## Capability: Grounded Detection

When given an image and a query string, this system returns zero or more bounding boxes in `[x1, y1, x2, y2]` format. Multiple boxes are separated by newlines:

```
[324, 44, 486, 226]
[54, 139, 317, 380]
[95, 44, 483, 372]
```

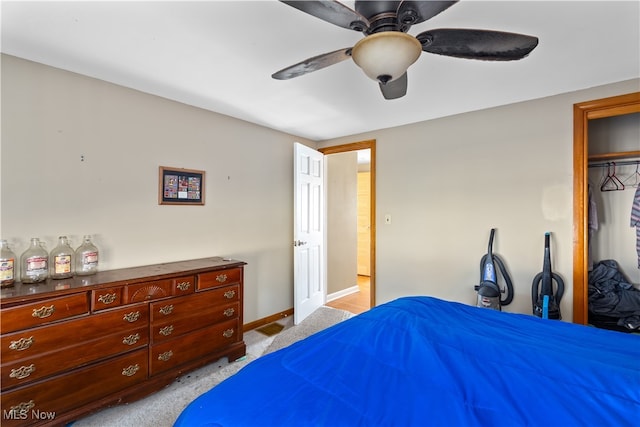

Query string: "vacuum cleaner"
[474, 228, 514, 310]
[532, 232, 564, 319]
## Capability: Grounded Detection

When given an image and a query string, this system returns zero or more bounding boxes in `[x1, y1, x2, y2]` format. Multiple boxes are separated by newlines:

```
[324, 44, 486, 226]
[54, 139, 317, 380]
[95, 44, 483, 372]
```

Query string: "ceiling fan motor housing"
[356, 0, 411, 34]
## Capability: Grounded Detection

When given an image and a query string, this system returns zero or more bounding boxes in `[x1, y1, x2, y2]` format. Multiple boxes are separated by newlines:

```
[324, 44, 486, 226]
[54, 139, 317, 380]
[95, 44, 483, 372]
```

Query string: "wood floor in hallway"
[325, 275, 370, 315]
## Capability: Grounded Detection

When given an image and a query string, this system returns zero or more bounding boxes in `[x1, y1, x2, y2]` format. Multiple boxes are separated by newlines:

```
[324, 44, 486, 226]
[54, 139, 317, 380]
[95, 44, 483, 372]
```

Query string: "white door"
[293, 143, 325, 324]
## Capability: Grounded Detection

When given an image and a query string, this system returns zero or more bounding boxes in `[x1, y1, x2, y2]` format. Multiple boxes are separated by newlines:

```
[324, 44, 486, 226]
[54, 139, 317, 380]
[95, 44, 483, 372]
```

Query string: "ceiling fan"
[272, 1, 539, 99]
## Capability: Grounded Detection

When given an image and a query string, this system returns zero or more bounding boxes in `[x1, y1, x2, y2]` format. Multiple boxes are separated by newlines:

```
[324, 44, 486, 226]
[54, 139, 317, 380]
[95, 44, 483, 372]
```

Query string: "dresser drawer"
[125, 279, 172, 303]
[1, 326, 148, 389]
[173, 275, 195, 296]
[1, 294, 89, 334]
[151, 302, 239, 343]
[197, 268, 242, 290]
[149, 319, 239, 376]
[150, 285, 239, 323]
[205, 283, 240, 306]
[0, 348, 148, 427]
[92, 288, 123, 311]
[1, 303, 148, 364]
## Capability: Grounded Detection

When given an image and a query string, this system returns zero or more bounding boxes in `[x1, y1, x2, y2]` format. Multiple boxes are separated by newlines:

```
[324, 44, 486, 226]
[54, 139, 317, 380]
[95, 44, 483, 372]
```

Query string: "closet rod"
[588, 159, 640, 168]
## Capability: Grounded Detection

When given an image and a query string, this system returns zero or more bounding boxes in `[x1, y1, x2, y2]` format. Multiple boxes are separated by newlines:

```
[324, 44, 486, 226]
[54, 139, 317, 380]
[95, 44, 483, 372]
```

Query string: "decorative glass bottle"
[20, 238, 49, 283]
[50, 235, 74, 279]
[0, 240, 17, 287]
[75, 235, 99, 276]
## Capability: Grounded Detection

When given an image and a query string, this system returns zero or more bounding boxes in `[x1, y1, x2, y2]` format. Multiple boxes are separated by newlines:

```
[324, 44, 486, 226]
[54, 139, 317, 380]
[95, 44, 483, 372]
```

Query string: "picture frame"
[158, 166, 205, 205]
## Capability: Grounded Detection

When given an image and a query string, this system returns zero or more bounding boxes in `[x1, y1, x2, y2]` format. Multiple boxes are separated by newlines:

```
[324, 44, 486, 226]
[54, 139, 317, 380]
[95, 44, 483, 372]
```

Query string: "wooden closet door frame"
[572, 92, 640, 324]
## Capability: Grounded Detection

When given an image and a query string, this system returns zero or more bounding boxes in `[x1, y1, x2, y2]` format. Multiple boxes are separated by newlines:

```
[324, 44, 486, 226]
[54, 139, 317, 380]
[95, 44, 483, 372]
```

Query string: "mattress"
[175, 296, 640, 426]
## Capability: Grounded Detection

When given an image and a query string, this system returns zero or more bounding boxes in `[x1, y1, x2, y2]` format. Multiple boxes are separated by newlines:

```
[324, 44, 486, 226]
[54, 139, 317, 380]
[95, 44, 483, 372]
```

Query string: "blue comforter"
[175, 297, 640, 426]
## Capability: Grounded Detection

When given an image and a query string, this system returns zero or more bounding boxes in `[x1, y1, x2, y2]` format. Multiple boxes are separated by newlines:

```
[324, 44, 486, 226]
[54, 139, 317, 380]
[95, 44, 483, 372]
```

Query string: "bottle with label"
[0, 240, 17, 287]
[75, 235, 99, 276]
[50, 235, 74, 279]
[20, 238, 49, 283]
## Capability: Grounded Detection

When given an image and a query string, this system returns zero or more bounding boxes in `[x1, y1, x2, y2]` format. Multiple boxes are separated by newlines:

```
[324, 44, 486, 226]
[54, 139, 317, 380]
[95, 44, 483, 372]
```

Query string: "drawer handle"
[123, 311, 141, 323]
[223, 308, 235, 317]
[222, 328, 234, 338]
[176, 281, 191, 291]
[159, 305, 174, 315]
[158, 350, 173, 362]
[9, 336, 35, 351]
[10, 364, 36, 380]
[122, 333, 140, 346]
[10, 400, 35, 415]
[223, 290, 236, 299]
[98, 293, 117, 305]
[122, 364, 140, 377]
[216, 274, 228, 283]
[159, 325, 174, 336]
[32, 305, 55, 319]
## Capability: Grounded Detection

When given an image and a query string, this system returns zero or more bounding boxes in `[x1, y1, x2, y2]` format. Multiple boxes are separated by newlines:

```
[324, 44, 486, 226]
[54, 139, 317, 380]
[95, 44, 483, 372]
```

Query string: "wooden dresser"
[0, 257, 246, 426]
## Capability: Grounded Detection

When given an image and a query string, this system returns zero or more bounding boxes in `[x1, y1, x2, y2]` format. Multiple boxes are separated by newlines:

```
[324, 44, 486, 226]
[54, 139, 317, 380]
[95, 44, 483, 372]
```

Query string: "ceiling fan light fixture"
[352, 32, 422, 84]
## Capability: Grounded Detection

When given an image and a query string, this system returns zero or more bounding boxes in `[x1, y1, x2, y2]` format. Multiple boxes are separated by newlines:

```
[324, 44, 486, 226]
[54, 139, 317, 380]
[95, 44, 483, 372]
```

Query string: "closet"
[573, 92, 640, 325]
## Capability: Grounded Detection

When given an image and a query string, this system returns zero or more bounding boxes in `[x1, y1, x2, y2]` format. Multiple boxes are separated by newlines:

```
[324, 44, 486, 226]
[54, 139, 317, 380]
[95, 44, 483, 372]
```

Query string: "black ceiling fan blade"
[379, 73, 408, 100]
[397, 1, 458, 27]
[272, 48, 352, 80]
[280, 1, 370, 32]
[417, 28, 539, 61]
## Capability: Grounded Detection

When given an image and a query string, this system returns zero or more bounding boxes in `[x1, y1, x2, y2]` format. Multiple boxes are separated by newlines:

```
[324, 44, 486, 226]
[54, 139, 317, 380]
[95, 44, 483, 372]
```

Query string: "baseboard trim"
[244, 286, 359, 331]
[244, 308, 294, 331]
[326, 285, 359, 302]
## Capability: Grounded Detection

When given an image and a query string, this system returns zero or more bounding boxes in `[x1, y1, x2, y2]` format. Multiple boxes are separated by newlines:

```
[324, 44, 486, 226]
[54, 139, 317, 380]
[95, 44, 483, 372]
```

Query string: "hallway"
[326, 275, 370, 315]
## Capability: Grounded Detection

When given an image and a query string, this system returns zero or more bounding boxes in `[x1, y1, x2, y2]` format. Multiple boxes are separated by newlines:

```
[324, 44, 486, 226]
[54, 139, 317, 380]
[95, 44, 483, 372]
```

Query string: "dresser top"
[0, 257, 246, 305]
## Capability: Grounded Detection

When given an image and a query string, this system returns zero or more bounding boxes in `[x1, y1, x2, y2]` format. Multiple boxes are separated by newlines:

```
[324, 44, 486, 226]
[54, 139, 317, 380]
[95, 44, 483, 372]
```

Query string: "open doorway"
[320, 140, 376, 313]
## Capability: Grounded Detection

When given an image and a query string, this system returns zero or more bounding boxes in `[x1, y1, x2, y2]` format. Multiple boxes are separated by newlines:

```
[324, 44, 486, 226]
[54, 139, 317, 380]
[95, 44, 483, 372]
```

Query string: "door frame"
[319, 139, 376, 308]
[572, 92, 640, 324]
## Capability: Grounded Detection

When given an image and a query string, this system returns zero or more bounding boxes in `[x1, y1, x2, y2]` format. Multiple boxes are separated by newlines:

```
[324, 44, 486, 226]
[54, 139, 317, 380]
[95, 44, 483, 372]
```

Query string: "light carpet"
[71, 306, 353, 427]
[264, 305, 353, 355]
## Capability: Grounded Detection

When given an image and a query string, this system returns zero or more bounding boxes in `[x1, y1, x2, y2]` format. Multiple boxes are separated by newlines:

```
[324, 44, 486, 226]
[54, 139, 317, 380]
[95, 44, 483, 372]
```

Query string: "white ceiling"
[2, 1, 639, 141]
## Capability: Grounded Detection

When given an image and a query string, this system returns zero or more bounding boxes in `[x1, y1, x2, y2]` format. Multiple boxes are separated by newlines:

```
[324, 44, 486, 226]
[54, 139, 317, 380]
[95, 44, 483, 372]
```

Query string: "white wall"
[0, 54, 316, 323]
[3, 54, 639, 324]
[321, 79, 640, 321]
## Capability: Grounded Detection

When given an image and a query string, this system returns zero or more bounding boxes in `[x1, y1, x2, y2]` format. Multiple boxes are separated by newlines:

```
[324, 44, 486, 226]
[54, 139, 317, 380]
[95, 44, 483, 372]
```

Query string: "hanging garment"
[588, 184, 599, 271]
[631, 185, 640, 268]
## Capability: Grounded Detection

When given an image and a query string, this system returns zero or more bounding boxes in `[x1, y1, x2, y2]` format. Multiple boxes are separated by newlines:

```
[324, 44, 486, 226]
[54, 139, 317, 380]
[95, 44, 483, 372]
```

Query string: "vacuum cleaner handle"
[483, 229, 497, 283]
[541, 233, 552, 295]
[540, 232, 564, 301]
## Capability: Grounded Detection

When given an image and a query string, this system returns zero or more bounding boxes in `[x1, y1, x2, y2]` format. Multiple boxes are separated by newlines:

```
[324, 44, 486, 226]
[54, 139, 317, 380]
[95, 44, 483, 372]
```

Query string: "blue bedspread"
[175, 296, 640, 426]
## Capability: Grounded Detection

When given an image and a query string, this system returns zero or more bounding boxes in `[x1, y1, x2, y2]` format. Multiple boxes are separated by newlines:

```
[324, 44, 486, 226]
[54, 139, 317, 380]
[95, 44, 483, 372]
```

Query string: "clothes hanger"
[621, 161, 640, 188]
[600, 162, 625, 192]
[599, 163, 614, 191]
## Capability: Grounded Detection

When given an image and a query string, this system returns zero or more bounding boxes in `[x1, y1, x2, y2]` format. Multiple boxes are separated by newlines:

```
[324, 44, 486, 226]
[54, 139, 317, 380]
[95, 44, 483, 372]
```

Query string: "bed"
[175, 296, 640, 426]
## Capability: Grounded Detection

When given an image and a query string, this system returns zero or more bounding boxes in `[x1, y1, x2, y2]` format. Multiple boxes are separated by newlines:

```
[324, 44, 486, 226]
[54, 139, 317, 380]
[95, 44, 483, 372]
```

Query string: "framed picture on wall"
[158, 166, 205, 205]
